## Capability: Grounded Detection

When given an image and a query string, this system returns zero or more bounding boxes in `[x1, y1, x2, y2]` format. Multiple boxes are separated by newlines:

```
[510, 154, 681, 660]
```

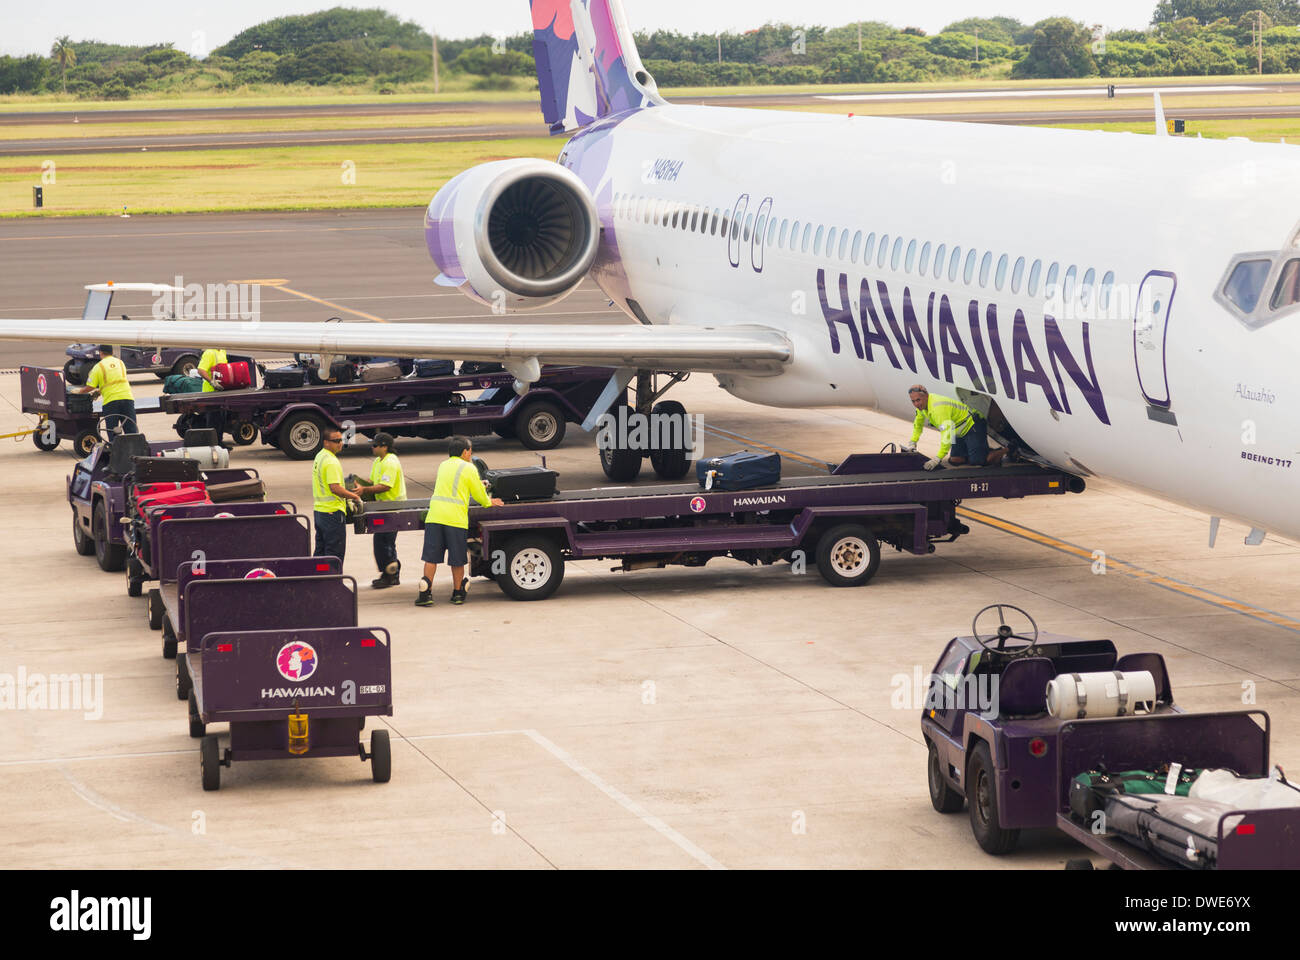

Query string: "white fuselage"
[561, 105, 1300, 540]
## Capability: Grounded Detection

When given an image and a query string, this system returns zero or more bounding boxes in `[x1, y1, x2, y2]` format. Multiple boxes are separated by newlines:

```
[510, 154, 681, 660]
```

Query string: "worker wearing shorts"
[82, 345, 138, 436]
[416, 436, 502, 607]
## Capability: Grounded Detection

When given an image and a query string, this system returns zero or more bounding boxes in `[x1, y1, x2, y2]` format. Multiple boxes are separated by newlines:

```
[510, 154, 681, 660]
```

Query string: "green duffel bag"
[1069, 766, 1200, 823]
[163, 374, 204, 394]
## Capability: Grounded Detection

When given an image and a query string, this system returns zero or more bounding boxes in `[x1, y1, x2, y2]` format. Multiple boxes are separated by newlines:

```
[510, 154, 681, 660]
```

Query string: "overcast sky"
[4, 1, 1158, 58]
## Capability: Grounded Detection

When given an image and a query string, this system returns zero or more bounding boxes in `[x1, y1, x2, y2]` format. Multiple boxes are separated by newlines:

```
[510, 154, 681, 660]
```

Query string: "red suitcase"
[136, 481, 211, 517]
[211, 361, 251, 390]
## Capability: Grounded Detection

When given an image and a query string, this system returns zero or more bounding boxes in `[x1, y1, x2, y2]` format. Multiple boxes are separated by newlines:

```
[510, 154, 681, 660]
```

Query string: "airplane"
[2, 0, 1299, 544]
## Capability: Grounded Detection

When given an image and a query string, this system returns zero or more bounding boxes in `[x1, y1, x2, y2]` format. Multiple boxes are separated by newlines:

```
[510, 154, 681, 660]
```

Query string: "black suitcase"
[460, 361, 504, 375]
[696, 451, 781, 491]
[183, 427, 221, 447]
[132, 456, 201, 483]
[68, 394, 93, 415]
[264, 366, 306, 389]
[414, 359, 456, 378]
[309, 360, 355, 385]
[485, 466, 558, 502]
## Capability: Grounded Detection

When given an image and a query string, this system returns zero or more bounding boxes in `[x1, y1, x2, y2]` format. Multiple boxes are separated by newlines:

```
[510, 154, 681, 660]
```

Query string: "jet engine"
[424, 158, 600, 311]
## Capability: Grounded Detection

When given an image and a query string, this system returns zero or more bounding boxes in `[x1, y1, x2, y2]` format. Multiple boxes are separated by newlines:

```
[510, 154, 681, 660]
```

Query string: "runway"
[1, 211, 1298, 870]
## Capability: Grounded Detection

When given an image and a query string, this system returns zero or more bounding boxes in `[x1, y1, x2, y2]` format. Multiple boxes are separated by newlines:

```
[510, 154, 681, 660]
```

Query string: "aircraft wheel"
[648, 400, 692, 480]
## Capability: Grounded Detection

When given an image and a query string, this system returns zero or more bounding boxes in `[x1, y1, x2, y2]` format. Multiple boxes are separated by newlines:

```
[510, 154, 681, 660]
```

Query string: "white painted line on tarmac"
[819, 85, 1262, 102]
[0, 747, 190, 767]
[403, 727, 725, 869]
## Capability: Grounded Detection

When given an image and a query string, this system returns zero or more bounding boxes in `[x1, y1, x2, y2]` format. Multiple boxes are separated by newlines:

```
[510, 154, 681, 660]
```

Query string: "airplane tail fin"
[530, 0, 665, 135]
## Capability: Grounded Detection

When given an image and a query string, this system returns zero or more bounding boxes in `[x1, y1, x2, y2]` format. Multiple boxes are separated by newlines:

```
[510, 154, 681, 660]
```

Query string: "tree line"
[4, 2, 1300, 98]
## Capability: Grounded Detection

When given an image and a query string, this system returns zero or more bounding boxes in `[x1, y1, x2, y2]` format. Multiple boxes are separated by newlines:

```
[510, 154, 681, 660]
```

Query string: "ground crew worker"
[196, 347, 227, 392]
[313, 427, 362, 562]
[906, 385, 1005, 470]
[416, 436, 503, 607]
[75, 344, 138, 436]
[353, 432, 406, 589]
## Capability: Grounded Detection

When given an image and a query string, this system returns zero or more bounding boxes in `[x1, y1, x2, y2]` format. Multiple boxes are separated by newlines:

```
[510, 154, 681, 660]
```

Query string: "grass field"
[0, 138, 560, 217]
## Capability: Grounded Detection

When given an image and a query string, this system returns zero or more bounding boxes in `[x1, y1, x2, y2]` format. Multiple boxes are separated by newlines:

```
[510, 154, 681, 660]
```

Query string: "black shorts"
[422, 523, 468, 566]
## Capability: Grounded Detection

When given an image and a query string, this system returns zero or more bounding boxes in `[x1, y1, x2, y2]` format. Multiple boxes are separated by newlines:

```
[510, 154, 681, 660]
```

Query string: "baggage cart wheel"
[33, 426, 58, 451]
[928, 741, 965, 813]
[162, 618, 178, 659]
[200, 735, 220, 791]
[92, 500, 126, 572]
[72, 512, 95, 556]
[517, 400, 566, 451]
[74, 428, 99, 460]
[647, 400, 692, 481]
[497, 535, 565, 601]
[279, 412, 325, 460]
[370, 729, 391, 783]
[231, 420, 258, 446]
[148, 589, 164, 630]
[968, 740, 1020, 855]
[188, 689, 205, 739]
[814, 523, 881, 588]
[176, 654, 191, 701]
[171, 354, 200, 379]
[125, 556, 144, 597]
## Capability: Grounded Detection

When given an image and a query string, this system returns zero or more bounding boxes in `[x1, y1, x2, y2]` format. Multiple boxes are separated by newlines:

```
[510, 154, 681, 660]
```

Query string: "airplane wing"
[0, 318, 792, 377]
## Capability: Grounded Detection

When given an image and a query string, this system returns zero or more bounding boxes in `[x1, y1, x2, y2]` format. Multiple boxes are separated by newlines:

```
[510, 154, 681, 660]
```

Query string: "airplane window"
[933, 244, 947, 280]
[889, 238, 902, 270]
[838, 230, 850, 260]
[863, 233, 876, 264]
[814, 225, 825, 256]
[721, 212, 731, 237]
[1270, 259, 1300, 310]
[949, 246, 962, 283]
[690, 208, 700, 231]
[657, 200, 668, 226]
[826, 227, 837, 256]
[877, 235, 890, 269]
[744, 214, 754, 242]
[754, 214, 767, 242]
[919, 242, 932, 275]
[733, 218, 742, 242]
[780, 219, 790, 247]
[964, 250, 977, 284]
[995, 254, 1008, 290]
[802, 223, 812, 253]
[1224, 259, 1271, 313]
[670, 205, 680, 229]
[1011, 256, 1025, 293]
[767, 218, 778, 246]
[979, 252, 993, 288]
[905, 239, 917, 272]
[851, 231, 863, 261]
[1081, 268, 1095, 307]
[1064, 265, 1078, 301]
[1045, 262, 1060, 298]
[1028, 260, 1042, 296]
[1099, 271, 1115, 310]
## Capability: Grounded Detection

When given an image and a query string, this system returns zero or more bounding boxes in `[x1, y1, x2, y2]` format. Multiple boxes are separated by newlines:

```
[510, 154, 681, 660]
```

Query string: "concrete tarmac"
[1, 212, 1298, 869]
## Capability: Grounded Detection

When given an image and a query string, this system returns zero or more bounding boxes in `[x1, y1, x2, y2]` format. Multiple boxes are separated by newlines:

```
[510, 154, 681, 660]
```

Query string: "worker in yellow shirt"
[352, 432, 407, 589]
[196, 348, 227, 393]
[906, 385, 1005, 470]
[76, 344, 138, 436]
[416, 436, 503, 607]
[313, 427, 362, 562]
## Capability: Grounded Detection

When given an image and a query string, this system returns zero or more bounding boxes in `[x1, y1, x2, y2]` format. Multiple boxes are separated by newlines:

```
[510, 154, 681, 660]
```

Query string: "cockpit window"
[1270, 259, 1300, 310]
[1224, 259, 1272, 313]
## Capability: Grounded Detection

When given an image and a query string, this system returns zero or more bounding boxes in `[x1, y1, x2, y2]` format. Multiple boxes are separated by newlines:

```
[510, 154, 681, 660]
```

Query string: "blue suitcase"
[696, 451, 781, 491]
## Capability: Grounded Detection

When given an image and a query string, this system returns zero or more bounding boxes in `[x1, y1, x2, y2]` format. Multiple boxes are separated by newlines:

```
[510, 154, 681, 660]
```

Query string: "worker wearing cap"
[313, 427, 362, 562]
[906, 385, 1004, 470]
[416, 436, 503, 607]
[353, 432, 406, 589]
[77, 344, 138, 436]
[197, 347, 227, 393]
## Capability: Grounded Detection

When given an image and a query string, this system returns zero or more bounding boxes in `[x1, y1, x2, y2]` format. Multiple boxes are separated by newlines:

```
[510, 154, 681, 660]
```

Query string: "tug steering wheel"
[972, 604, 1040, 659]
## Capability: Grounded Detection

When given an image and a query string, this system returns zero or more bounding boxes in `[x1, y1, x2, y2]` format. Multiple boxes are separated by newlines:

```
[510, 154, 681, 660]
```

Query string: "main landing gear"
[597, 371, 696, 483]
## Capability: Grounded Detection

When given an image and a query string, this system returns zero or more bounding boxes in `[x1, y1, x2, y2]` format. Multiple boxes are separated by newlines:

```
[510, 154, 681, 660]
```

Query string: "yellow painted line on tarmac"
[0, 225, 402, 242]
[233, 279, 389, 324]
[957, 506, 1300, 635]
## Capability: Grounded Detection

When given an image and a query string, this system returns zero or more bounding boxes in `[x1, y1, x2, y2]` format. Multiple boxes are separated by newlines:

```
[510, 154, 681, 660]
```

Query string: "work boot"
[415, 578, 434, 607]
[371, 571, 400, 590]
[450, 584, 467, 605]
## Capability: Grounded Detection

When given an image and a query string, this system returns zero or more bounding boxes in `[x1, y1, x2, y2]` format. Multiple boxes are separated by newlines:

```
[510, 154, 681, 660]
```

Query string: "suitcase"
[309, 360, 356, 385]
[414, 359, 456, 378]
[696, 451, 781, 491]
[211, 361, 251, 390]
[1103, 794, 1224, 870]
[358, 361, 402, 383]
[460, 361, 504, 375]
[182, 428, 221, 448]
[485, 466, 558, 502]
[1069, 767, 1199, 823]
[206, 477, 266, 503]
[264, 366, 306, 389]
[135, 481, 211, 517]
[132, 456, 201, 483]
[163, 374, 204, 394]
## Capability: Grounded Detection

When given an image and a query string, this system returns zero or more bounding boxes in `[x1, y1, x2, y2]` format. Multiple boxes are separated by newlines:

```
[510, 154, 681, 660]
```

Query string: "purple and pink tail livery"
[531, 0, 662, 135]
